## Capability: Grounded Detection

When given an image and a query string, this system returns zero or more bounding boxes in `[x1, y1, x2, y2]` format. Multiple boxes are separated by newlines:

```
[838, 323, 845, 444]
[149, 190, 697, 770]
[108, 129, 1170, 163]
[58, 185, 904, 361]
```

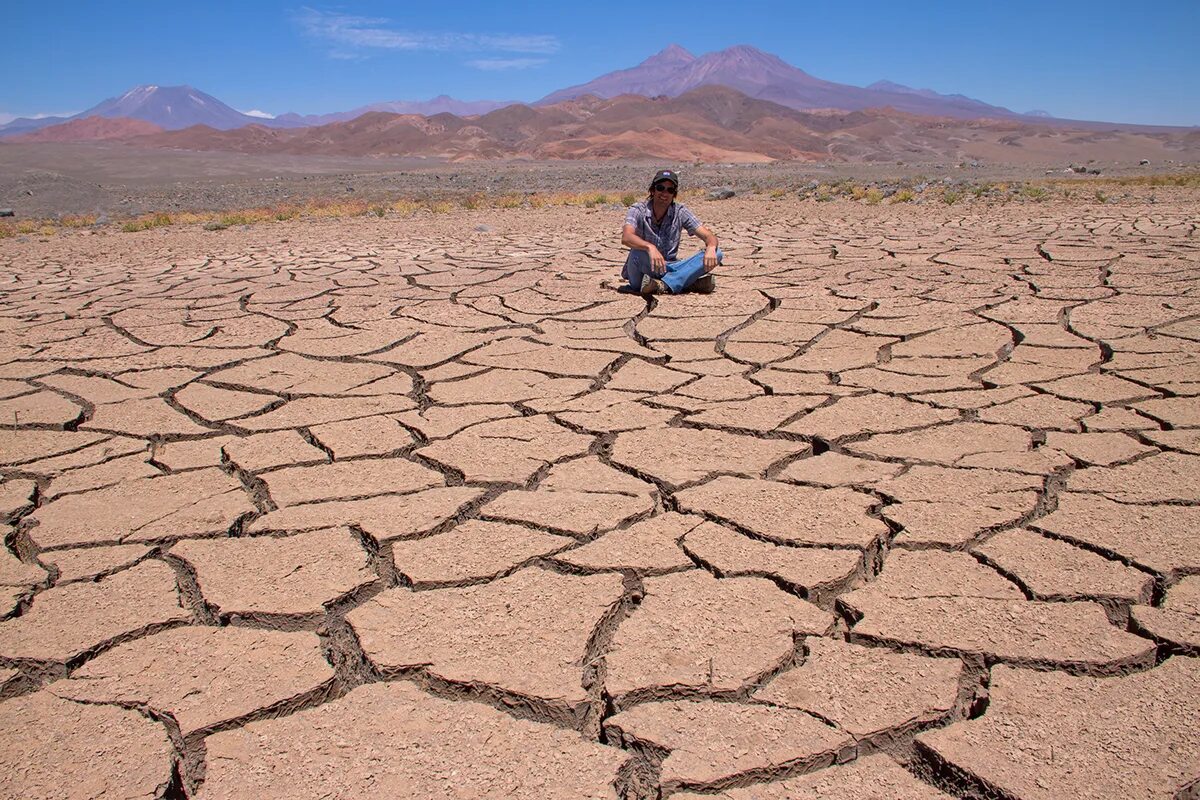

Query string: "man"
[621, 169, 722, 295]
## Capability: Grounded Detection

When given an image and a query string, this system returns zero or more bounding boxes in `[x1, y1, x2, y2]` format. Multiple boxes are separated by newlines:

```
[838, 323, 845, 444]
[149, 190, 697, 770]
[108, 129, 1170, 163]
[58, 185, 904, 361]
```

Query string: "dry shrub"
[390, 199, 422, 215]
[891, 190, 915, 203]
[121, 213, 172, 232]
[1106, 172, 1200, 187]
[306, 198, 369, 218]
[494, 193, 524, 209]
[172, 211, 210, 225]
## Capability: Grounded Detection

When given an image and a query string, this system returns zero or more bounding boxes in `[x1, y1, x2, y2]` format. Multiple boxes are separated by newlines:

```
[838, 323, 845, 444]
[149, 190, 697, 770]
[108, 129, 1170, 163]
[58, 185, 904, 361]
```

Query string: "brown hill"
[15, 115, 164, 142]
[128, 86, 1200, 165]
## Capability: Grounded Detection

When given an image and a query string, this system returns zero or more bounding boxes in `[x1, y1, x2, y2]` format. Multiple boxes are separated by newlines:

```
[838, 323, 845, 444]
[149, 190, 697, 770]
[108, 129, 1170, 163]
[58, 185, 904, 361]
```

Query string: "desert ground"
[0, 185, 1198, 799]
[2, 140, 1196, 219]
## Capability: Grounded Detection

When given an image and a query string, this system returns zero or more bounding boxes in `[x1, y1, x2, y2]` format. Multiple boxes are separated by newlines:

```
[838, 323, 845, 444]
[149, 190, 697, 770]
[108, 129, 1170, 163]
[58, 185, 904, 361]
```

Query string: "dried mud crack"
[1, 194, 1199, 799]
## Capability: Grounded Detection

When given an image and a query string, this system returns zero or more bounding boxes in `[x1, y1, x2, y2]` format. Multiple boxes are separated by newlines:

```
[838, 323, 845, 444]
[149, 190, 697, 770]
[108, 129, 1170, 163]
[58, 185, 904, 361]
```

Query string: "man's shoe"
[640, 274, 668, 295]
[691, 274, 716, 293]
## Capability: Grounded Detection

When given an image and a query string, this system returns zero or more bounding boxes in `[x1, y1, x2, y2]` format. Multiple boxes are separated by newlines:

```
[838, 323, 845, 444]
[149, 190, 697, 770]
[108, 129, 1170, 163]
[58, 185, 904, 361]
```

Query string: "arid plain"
[0, 184, 1198, 799]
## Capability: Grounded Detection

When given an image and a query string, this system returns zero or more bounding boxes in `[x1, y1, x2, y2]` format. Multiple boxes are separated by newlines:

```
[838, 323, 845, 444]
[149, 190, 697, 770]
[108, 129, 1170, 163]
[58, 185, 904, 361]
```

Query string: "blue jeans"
[624, 248, 724, 293]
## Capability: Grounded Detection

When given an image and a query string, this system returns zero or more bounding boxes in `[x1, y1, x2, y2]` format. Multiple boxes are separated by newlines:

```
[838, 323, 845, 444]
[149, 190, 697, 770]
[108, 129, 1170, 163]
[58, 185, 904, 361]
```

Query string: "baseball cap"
[650, 169, 679, 188]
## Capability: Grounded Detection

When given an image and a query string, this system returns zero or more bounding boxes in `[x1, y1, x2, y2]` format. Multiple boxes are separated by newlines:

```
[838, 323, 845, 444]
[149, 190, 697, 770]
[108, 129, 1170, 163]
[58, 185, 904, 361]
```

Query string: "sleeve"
[679, 205, 701, 235]
[623, 204, 641, 228]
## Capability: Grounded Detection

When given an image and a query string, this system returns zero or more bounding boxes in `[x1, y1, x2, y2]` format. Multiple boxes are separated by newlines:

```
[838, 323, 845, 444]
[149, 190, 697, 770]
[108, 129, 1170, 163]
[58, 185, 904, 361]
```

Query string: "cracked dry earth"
[0, 195, 1198, 800]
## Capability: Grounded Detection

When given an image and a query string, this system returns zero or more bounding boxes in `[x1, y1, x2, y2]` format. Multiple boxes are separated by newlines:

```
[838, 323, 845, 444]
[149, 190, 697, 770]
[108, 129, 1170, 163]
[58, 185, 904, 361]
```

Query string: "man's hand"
[703, 245, 718, 272]
[649, 245, 666, 275]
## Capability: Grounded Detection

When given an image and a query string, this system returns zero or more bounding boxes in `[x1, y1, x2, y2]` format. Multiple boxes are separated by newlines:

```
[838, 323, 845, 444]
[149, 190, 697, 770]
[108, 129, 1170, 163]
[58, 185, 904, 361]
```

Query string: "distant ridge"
[539, 44, 1022, 120]
[120, 84, 1200, 165]
[0, 87, 516, 138]
[274, 96, 518, 127]
[12, 116, 164, 142]
[0, 85, 309, 138]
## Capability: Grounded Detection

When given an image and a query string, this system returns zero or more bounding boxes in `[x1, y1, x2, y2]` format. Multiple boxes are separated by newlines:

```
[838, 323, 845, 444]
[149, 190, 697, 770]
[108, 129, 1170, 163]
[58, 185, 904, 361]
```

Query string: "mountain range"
[4, 44, 1195, 164]
[538, 45, 1019, 120]
[2, 44, 1053, 140]
[30, 85, 1191, 166]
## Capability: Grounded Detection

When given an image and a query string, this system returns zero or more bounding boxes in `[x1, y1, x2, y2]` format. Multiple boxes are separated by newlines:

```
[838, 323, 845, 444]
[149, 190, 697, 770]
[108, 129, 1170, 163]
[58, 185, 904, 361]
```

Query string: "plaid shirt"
[623, 201, 701, 261]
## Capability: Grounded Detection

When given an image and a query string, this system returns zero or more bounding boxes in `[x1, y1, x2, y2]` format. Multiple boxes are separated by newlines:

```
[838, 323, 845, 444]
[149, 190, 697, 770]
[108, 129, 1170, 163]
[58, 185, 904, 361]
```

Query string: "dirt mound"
[14, 115, 164, 142]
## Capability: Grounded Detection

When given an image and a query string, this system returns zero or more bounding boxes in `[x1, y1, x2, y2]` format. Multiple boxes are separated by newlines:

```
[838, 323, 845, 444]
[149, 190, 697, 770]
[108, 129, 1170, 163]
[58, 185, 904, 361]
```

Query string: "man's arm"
[622, 223, 667, 274]
[693, 225, 719, 271]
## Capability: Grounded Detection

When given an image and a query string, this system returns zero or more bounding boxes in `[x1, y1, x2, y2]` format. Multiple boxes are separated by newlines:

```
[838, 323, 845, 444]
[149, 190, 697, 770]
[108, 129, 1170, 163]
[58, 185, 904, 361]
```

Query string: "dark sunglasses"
[652, 183, 677, 194]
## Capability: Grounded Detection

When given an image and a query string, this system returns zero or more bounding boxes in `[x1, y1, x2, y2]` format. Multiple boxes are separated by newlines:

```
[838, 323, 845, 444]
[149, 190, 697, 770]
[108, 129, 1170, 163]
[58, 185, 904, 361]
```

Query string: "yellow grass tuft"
[494, 193, 524, 209]
[121, 212, 173, 232]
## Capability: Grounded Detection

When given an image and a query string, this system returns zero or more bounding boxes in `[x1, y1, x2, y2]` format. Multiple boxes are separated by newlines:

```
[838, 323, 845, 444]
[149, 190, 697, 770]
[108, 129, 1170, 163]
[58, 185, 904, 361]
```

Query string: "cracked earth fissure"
[2, 198, 1198, 799]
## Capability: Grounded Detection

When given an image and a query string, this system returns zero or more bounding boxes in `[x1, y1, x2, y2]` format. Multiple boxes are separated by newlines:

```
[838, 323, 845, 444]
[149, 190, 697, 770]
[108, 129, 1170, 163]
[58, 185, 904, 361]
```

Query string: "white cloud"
[466, 58, 547, 71]
[295, 8, 559, 56]
[240, 109, 276, 119]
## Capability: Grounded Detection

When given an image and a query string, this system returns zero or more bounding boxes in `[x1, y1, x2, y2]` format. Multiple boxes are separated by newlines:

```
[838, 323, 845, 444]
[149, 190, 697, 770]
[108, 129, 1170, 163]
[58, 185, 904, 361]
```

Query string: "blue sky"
[2, 0, 1197, 125]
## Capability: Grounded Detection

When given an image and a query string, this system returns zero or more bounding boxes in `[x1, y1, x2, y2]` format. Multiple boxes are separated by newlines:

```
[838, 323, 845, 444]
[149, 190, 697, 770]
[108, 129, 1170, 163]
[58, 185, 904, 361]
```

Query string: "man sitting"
[621, 169, 722, 295]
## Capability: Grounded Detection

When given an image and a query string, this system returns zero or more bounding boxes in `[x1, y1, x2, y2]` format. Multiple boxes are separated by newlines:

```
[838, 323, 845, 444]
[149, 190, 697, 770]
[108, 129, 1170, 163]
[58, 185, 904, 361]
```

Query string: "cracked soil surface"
[0, 193, 1198, 799]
